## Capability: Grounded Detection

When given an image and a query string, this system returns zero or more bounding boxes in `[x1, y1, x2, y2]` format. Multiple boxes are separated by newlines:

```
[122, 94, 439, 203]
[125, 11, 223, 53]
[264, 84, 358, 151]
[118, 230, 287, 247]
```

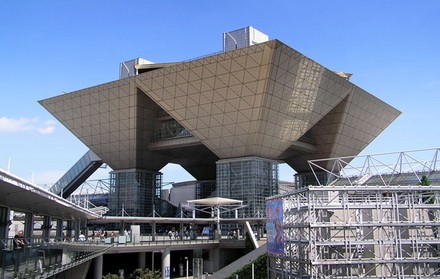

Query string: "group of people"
[168, 230, 180, 239]
[227, 230, 238, 239]
[167, 228, 192, 240]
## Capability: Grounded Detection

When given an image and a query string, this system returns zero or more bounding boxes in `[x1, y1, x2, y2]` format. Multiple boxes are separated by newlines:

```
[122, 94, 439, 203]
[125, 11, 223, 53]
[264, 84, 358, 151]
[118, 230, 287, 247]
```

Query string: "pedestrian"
[12, 230, 26, 274]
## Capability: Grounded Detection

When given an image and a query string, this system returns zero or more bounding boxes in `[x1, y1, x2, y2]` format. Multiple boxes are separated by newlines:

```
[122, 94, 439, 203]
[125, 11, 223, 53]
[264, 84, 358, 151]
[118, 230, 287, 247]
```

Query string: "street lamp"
[184, 257, 188, 279]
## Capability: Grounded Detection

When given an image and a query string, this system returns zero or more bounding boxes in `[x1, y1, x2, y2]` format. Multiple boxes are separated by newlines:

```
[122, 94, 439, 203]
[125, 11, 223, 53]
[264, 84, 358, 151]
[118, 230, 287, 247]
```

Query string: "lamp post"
[184, 257, 188, 279]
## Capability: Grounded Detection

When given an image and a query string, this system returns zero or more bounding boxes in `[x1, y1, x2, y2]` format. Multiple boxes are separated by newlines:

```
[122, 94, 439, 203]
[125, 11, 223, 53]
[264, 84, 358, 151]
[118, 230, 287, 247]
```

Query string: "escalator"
[49, 150, 103, 198]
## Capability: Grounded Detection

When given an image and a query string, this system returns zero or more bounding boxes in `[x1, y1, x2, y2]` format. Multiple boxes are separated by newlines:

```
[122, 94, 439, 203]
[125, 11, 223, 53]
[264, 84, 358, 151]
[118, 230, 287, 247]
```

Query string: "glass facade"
[294, 171, 333, 189]
[108, 170, 162, 217]
[216, 157, 278, 217]
[154, 119, 191, 141]
[195, 181, 216, 200]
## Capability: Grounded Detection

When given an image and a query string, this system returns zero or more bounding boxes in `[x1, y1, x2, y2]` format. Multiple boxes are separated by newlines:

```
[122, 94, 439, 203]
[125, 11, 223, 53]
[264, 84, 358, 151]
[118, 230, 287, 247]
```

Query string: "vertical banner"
[266, 199, 284, 254]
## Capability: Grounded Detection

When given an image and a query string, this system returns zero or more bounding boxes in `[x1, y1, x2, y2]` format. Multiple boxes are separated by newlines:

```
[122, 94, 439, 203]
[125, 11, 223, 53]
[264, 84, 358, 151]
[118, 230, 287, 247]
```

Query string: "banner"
[266, 199, 284, 254]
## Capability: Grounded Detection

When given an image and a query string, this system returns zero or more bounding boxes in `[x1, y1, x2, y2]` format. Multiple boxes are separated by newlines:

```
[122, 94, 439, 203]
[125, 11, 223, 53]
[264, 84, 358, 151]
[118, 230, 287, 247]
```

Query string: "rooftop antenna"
[7, 157, 11, 172]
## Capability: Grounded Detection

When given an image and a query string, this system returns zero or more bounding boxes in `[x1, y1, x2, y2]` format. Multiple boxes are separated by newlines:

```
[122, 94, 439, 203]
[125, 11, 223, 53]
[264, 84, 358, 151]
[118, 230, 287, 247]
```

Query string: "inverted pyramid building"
[40, 35, 400, 217]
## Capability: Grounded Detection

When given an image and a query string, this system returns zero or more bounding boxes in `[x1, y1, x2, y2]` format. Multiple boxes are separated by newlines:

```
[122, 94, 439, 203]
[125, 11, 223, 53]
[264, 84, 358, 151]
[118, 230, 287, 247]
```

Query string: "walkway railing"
[0, 237, 109, 279]
[73, 232, 246, 248]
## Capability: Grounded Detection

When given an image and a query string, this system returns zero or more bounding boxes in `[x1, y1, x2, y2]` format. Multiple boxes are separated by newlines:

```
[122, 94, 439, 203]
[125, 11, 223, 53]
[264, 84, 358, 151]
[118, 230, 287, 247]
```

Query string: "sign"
[266, 199, 284, 254]
[164, 266, 170, 278]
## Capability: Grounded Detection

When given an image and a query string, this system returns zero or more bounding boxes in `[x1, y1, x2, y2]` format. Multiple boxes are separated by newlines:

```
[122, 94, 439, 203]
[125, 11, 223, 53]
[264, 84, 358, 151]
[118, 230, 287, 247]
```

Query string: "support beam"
[138, 252, 146, 269]
[93, 255, 103, 279]
[66, 220, 73, 241]
[162, 247, 170, 279]
[24, 212, 34, 238]
[0, 207, 10, 238]
[42, 216, 51, 241]
[73, 220, 80, 241]
[56, 219, 63, 241]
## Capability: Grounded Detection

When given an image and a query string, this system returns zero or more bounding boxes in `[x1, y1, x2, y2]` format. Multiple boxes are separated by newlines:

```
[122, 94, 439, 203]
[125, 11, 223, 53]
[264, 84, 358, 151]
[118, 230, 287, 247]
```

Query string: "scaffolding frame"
[308, 148, 440, 187]
[268, 185, 440, 278]
[268, 148, 440, 278]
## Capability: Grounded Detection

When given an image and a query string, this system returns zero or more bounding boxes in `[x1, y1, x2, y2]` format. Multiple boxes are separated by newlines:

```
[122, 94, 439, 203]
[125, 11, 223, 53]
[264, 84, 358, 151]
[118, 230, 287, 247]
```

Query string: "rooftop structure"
[39, 27, 400, 219]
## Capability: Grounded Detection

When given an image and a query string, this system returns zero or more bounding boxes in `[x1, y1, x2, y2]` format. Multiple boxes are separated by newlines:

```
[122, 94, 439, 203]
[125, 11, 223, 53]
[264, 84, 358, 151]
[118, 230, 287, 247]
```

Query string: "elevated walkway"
[0, 237, 110, 279]
[49, 150, 103, 198]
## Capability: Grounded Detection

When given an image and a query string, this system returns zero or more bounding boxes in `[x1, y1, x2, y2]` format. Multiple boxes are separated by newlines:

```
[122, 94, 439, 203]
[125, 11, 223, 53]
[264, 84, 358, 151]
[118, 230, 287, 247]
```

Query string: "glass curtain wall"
[217, 157, 278, 218]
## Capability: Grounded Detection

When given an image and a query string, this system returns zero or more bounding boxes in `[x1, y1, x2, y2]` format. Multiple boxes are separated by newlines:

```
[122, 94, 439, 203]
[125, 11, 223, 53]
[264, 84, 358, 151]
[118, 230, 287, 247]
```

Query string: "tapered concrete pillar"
[138, 252, 146, 269]
[162, 247, 170, 279]
[0, 207, 10, 239]
[93, 255, 103, 279]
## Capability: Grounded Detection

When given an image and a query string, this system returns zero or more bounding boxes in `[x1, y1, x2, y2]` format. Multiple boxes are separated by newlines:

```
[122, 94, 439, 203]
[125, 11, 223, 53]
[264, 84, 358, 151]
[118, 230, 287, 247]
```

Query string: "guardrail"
[0, 237, 108, 279]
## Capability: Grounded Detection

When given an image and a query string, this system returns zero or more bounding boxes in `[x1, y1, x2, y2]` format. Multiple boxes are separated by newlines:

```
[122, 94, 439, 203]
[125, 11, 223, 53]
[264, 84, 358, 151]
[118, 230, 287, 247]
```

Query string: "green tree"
[102, 273, 120, 279]
[102, 268, 160, 279]
[226, 254, 267, 279]
[130, 268, 161, 279]
[245, 232, 255, 253]
[420, 175, 431, 186]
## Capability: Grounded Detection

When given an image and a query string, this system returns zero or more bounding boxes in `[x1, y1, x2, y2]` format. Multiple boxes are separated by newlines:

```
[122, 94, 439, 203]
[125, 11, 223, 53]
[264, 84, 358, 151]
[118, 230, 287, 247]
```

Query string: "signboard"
[266, 199, 284, 254]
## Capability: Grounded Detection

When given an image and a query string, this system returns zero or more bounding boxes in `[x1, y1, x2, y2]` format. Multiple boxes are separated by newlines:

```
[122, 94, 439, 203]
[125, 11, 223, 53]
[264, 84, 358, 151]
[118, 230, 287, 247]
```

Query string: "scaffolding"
[268, 148, 440, 278]
[268, 186, 440, 278]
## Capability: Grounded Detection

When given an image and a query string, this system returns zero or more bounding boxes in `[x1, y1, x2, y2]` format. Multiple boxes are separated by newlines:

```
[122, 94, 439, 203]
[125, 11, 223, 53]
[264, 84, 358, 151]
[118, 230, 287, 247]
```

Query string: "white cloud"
[38, 126, 55, 134]
[0, 117, 56, 134]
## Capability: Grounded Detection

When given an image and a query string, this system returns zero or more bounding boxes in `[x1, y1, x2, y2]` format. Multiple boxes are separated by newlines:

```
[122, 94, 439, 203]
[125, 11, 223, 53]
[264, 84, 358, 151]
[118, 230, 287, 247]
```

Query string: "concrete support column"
[93, 255, 103, 279]
[212, 248, 220, 272]
[138, 252, 146, 269]
[0, 207, 11, 239]
[66, 220, 73, 241]
[73, 220, 80, 240]
[56, 219, 63, 241]
[120, 221, 125, 235]
[80, 220, 88, 240]
[161, 247, 170, 279]
[42, 216, 52, 240]
[24, 212, 34, 239]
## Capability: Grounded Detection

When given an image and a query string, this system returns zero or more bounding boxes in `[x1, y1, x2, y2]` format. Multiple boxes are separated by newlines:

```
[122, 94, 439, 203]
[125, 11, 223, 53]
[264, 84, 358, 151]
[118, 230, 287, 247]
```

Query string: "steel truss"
[308, 148, 440, 186]
[267, 185, 440, 278]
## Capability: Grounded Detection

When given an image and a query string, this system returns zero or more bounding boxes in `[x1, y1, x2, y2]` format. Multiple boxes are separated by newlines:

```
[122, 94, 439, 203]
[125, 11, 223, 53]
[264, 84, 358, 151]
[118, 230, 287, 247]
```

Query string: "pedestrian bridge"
[0, 234, 248, 278]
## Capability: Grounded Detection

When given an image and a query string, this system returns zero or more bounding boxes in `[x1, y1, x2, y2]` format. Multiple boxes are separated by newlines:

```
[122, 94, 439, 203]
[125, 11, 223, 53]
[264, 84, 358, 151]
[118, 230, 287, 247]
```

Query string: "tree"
[226, 254, 267, 279]
[102, 268, 160, 279]
[130, 268, 161, 279]
[103, 273, 120, 279]
[420, 175, 431, 186]
[245, 232, 255, 253]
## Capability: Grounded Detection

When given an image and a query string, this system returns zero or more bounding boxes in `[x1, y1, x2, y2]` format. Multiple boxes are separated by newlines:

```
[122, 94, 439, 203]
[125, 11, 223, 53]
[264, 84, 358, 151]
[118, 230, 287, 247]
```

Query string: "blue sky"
[1, 1, 439, 187]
